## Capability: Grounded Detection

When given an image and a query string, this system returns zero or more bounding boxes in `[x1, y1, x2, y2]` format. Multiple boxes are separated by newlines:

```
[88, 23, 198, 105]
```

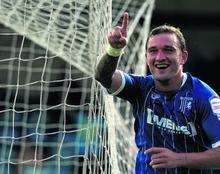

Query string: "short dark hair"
[146, 25, 186, 51]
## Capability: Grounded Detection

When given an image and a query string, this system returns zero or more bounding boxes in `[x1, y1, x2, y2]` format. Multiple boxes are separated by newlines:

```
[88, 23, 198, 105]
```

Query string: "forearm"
[183, 147, 220, 169]
[95, 12, 128, 89]
[94, 53, 120, 88]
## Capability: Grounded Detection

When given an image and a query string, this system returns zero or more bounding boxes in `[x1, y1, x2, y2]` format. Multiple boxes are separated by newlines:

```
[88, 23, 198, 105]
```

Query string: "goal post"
[0, 0, 155, 173]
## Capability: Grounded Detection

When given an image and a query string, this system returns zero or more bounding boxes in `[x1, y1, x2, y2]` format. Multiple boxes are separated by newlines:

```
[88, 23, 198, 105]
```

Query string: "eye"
[148, 48, 158, 54]
[163, 47, 175, 53]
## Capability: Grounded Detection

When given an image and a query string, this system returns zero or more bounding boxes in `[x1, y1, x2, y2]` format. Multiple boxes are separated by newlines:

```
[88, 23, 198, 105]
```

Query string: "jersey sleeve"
[196, 81, 220, 148]
[110, 71, 149, 103]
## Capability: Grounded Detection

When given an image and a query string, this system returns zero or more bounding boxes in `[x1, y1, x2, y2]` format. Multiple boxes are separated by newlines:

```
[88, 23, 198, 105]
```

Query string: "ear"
[181, 50, 188, 65]
[145, 52, 150, 66]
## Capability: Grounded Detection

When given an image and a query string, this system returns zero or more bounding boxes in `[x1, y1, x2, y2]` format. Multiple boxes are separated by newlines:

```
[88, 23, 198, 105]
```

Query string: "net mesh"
[0, 0, 155, 173]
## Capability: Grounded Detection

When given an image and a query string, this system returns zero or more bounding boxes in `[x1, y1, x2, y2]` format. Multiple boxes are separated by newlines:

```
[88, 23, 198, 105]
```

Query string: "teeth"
[156, 64, 168, 68]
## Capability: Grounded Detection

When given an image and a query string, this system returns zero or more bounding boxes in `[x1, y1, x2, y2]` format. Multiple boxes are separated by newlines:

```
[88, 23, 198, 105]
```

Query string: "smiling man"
[95, 12, 220, 174]
[146, 29, 188, 92]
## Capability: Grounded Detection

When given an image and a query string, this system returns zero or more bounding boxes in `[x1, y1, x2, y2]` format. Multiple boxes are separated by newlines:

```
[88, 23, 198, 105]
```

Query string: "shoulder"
[113, 72, 154, 101]
[187, 73, 219, 115]
[189, 73, 218, 100]
[122, 72, 154, 87]
[188, 74, 220, 126]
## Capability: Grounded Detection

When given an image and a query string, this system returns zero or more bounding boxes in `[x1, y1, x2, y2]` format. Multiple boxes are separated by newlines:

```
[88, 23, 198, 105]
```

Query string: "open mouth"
[155, 63, 169, 69]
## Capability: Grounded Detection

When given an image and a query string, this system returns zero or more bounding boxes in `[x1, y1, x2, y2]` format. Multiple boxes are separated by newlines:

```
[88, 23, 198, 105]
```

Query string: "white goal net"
[0, 0, 155, 173]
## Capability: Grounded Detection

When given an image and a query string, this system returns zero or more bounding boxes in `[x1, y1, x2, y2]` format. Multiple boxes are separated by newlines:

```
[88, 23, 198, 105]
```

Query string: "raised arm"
[95, 12, 129, 92]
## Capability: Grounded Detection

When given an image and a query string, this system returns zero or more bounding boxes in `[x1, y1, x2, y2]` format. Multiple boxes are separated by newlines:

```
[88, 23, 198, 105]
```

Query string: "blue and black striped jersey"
[114, 72, 220, 174]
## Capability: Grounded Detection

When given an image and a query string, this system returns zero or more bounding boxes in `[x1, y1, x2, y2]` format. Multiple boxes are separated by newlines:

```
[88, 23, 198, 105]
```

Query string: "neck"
[155, 72, 184, 92]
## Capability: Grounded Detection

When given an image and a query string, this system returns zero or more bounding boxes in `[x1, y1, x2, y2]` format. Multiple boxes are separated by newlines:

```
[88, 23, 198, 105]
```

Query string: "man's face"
[146, 33, 187, 82]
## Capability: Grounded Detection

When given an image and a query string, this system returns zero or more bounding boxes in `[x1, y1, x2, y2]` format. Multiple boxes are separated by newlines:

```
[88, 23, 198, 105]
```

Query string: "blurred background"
[151, 0, 220, 94]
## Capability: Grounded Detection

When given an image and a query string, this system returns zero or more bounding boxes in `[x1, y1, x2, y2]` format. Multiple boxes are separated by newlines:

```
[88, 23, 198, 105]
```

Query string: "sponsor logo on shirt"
[146, 108, 197, 136]
[210, 96, 220, 120]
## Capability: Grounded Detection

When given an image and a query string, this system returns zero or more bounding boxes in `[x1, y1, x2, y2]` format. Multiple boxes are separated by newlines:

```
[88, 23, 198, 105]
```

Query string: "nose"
[155, 50, 166, 61]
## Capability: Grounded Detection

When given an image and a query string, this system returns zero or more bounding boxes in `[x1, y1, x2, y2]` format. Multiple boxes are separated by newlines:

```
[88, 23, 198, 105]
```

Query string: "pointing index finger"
[121, 12, 129, 37]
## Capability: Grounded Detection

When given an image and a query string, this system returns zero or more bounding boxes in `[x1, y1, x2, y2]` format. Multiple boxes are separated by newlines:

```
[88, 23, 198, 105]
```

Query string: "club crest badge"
[179, 97, 193, 113]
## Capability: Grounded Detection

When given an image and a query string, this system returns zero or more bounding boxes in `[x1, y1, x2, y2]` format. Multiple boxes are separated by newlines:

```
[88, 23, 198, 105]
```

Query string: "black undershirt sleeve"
[94, 54, 120, 89]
